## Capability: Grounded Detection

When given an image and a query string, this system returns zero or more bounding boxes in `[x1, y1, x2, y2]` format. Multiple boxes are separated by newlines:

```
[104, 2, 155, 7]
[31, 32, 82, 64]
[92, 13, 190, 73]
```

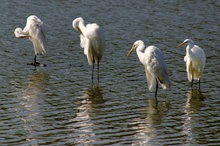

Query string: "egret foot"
[27, 62, 40, 66]
[27, 62, 47, 67]
[42, 63, 47, 67]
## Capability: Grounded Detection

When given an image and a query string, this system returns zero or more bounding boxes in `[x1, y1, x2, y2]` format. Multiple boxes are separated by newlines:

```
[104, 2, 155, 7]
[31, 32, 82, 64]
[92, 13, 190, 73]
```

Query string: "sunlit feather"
[178, 39, 206, 85]
[127, 40, 171, 97]
[14, 15, 47, 66]
[72, 17, 106, 81]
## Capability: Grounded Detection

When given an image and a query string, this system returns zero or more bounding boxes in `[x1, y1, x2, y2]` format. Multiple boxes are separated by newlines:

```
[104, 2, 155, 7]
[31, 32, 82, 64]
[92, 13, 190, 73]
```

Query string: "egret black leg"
[33, 55, 40, 66]
[199, 79, 201, 90]
[97, 59, 100, 83]
[34, 55, 37, 64]
[28, 55, 38, 66]
[92, 57, 95, 83]
[27, 55, 46, 67]
[155, 79, 158, 98]
[155, 79, 158, 97]
[190, 62, 194, 87]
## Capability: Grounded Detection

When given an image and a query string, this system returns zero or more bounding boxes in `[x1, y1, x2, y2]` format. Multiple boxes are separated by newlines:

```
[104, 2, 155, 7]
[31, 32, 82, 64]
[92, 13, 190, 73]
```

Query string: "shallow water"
[0, 0, 220, 145]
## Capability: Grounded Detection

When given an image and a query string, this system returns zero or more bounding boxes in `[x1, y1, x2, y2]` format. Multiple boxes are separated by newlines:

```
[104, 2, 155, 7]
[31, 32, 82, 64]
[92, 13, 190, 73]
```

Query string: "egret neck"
[186, 42, 195, 59]
[136, 42, 146, 65]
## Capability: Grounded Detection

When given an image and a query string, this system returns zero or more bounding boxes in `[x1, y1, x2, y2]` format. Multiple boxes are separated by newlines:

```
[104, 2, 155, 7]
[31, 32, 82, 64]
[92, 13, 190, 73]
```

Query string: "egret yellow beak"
[127, 46, 135, 56]
[20, 35, 31, 38]
[178, 42, 185, 48]
[77, 27, 83, 35]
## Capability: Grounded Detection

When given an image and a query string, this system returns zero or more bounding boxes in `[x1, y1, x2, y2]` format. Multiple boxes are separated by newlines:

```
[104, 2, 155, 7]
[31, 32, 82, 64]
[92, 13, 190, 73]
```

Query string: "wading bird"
[178, 39, 206, 87]
[72, 17, 105, 82]
[14, 15, 47, 66]
[127, 40, 171, 98]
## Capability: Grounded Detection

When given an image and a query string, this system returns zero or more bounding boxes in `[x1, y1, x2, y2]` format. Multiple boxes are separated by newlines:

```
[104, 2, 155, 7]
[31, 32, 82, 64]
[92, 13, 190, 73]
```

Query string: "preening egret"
[127, 40, 171, 98]
[178, 39, 206, 86]
[72, 17, 106, 82]
[14, 15, 47, 66]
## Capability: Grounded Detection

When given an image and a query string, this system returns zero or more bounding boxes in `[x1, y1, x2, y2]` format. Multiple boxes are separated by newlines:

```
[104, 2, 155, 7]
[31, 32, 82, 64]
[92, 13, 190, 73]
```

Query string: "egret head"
[27, 15, 38, 22]
[178, 39, 194, 48]
[72, 17, 84, 34]
[127, 40, 143, 56]
[127, 44, 137, 56]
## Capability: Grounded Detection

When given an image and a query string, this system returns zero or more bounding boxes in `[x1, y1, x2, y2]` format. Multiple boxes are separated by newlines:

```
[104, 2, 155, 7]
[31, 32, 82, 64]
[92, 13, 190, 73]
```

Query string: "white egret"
[14, 15, 47, 66]
[127, 40, 171, 98]
[72, 17, 106, 82]
[178, 39, 206, 86]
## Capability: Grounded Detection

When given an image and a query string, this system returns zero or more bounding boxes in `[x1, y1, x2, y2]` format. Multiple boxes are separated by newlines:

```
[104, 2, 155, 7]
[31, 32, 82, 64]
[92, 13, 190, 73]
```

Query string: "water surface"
[0, 0, 220, 145]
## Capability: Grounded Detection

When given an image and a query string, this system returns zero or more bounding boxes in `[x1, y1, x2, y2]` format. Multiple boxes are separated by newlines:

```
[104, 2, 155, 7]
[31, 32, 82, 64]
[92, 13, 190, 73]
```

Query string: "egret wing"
[146, 46, 171, 89]
[144, 66, 156, 92]
[191, 45, 206, 80]
[14, 28, 29, 38]
[192, 45, 206, 68]
[84, 23, 105, 64]
[29, 20, 46, 55]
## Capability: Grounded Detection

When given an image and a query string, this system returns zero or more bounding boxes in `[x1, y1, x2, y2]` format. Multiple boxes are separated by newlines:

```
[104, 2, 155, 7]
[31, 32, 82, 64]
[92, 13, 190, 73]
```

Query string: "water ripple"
[0, 0, 220, 145]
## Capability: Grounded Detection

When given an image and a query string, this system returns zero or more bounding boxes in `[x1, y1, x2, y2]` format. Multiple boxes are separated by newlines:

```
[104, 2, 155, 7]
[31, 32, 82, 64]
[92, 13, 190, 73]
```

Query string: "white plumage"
[127, 40, 171, 97]
[178, 39, 206, 85]
[72, 17, 106, 81]
[14, 15, 47, 66]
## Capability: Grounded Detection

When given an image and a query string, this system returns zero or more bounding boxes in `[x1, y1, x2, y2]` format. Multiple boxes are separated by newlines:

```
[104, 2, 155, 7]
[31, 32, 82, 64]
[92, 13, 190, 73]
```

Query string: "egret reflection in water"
[132, 99, 170, 145]
[182, 89, 205, 144]
[67, 85, 104, 145]
[13, 70, 48, 144]
[85, 85, 105, 104]
[14, 70, 49, 108]
[185, 89, 204, 113]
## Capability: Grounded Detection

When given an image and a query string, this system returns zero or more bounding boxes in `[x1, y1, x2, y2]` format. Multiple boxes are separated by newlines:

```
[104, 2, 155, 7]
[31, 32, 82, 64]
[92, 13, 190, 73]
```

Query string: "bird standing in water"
[127, 40, 171, 98]
[14, 15, 47, 67]
[178, 39, 206, 87]
[72, 17, 106, 82]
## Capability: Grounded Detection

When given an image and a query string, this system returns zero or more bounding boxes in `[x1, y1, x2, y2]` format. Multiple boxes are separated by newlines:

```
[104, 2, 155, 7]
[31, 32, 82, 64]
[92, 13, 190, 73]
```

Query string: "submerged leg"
[91, 57, 95, 83]
[34, 55, 37, 64]
[154, 79, 158, 105]
[155, 79, 158, 99]
[190, 61, 193, 87]
[27, 55, 46, 67]
[97, 58, 100, 83]
[33, 55, 40, 66]
[27, 55, 38, 66]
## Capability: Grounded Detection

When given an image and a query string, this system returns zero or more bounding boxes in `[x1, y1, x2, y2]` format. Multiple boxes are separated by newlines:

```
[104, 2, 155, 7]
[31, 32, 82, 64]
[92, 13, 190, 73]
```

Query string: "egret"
[14, 15, 47, 66]
[127, 40, 171, 98]
[178, 39, 206, 86]
[72, 17, 106, 82]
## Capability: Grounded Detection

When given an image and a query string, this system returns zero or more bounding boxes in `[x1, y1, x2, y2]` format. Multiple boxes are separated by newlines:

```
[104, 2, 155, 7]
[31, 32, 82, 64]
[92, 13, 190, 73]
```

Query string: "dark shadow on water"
[181, 88, 205, 144]
[14, 70, 49, 103]
[85, 85, 105, 105]
[145, 98, 170, 125]
[132, 98, 170, 145]
[67, 85, 105, 144]
[13, 70, 49, 145]
[185, 88, 205, 113]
